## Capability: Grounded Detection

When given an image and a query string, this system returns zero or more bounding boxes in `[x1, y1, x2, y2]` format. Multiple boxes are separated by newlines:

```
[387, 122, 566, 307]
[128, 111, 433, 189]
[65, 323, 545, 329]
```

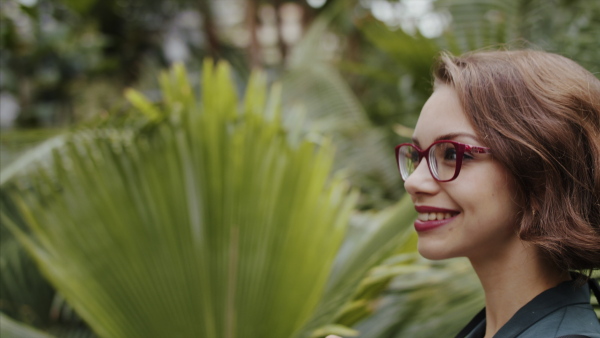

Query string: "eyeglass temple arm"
[464, 145, 492, 154]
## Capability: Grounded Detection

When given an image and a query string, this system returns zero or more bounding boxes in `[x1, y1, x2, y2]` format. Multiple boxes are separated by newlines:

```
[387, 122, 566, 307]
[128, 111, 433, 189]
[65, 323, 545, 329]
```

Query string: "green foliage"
[434, 0, 600, 74]
[0, 313, 54, 338]
[297, 194, 418, 336]
[4, 1, 599, 337]
[0, 232, 54, 327]
[0, 129, 65, 170]
[1, 60, 363, 338]
[343, 0, 600, 143]
[0, 0, 181, 127]
[353, 17, 439, 129]
[0, 0, 112, 126]
[282, 15, 405, 209]
[353, 257, 483, 338]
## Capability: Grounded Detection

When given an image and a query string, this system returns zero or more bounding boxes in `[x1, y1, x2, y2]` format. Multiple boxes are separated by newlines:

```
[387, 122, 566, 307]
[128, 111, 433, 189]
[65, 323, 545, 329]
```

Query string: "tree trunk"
[246, 0, 261, 68]
[272, 0, 287, 64]
[198, 0, 221, 59]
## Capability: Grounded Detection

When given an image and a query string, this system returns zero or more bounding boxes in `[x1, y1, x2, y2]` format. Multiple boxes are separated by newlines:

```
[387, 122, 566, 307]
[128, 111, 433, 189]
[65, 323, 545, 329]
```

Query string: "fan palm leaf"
[1, 60, 360, 338]
[296, 194, 417, 337]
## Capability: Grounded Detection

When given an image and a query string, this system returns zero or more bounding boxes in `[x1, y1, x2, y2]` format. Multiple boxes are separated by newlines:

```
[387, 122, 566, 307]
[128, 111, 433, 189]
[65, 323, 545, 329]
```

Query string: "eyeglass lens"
[398, 142, 458, 181]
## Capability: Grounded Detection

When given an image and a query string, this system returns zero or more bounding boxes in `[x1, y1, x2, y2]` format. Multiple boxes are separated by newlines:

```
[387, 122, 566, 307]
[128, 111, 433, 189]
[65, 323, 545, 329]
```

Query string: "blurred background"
[3, 0, 599, 175]
[1, 0, 599, 337]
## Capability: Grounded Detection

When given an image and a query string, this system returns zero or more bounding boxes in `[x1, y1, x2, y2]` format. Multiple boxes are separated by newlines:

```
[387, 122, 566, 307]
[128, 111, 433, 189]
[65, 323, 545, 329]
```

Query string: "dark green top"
[456, 279, 600, 338]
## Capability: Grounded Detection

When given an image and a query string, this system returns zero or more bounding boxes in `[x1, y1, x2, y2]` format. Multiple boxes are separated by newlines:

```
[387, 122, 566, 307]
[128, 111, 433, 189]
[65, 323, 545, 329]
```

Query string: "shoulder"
[457, 279, 600, 338]
[516, 303, 600, 338]
[493, 278, 600, 338]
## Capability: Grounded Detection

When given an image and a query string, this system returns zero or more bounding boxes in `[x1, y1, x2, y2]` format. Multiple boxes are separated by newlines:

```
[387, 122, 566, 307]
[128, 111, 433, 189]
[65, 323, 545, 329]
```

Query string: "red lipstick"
[414, 205, 460, 232]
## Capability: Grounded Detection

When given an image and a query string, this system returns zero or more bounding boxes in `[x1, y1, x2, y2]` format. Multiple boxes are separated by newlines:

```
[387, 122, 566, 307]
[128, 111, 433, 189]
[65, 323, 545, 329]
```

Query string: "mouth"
[413, 205, 460, 232]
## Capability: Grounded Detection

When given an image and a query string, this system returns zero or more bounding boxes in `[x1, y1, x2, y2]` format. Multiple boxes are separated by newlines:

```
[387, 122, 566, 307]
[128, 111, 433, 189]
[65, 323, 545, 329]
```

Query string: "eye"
[443, 147, 457, 161]
[410, 151, 421, 163]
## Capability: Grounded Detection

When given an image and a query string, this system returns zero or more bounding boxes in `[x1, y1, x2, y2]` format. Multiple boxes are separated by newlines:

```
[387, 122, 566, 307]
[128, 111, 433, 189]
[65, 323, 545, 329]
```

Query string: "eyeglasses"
[395, 140, 492, 182]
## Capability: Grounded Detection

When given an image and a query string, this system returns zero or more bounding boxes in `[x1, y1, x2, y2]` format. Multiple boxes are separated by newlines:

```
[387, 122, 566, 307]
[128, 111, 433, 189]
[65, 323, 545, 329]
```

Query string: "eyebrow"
[412, 132, 481, 147]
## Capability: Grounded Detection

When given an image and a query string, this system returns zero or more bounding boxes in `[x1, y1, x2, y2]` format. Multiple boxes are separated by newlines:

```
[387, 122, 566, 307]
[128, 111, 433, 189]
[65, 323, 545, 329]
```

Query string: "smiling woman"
[397, 50, 600, 338]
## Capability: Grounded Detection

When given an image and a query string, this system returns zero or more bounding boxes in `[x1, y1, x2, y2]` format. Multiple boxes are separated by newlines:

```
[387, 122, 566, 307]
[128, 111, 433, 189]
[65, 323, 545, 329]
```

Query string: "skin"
[404, 84, 569, 337]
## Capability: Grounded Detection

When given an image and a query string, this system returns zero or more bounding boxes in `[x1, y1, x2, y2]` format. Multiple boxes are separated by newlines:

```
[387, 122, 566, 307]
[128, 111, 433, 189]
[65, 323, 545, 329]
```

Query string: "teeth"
[418, 212, 456, 221]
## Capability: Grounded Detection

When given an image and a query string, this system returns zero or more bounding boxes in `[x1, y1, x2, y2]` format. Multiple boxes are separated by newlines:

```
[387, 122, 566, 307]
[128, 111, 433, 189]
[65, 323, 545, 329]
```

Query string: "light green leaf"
[1, 61, 359, 338]
[0, 313, 55, 338]
[124, 88, 162, 122]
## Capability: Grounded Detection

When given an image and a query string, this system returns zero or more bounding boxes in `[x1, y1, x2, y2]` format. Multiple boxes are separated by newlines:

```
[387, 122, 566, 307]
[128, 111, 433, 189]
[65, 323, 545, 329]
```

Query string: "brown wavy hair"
[433, 49, 600, 276]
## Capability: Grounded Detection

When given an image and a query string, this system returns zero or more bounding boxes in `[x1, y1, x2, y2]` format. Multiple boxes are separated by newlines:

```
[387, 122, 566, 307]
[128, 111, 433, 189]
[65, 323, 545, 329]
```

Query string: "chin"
[417, 241, 458, 260]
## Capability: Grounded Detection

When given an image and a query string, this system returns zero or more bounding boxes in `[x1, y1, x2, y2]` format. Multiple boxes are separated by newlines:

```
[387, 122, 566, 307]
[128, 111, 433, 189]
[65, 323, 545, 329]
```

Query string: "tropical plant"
[352, 257, 483, 338]
[0, 58, 425, 337]
[1, 313, 54, 338]
[7, 1, 598, 336]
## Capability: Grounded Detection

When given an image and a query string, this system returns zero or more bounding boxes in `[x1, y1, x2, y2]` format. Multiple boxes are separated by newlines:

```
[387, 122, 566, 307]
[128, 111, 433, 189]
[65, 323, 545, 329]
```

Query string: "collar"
[456, 278, 593, 338]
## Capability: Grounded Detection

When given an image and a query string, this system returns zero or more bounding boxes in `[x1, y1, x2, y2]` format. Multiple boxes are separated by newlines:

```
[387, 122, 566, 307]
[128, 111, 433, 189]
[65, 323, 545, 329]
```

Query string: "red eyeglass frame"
[394, 140, 492, 182]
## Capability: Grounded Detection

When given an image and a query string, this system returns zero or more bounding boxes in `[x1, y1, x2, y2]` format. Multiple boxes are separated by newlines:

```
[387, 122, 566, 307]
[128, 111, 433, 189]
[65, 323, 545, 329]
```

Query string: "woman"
[395, 50, 600, 337]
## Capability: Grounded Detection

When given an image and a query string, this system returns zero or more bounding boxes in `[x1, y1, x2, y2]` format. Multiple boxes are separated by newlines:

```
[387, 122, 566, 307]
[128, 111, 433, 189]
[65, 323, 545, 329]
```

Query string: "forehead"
[413, 85, 478, 146]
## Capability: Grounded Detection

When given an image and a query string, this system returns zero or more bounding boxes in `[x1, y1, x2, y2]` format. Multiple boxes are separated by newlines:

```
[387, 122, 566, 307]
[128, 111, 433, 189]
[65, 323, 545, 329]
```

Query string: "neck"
[469, 240, 569, 338]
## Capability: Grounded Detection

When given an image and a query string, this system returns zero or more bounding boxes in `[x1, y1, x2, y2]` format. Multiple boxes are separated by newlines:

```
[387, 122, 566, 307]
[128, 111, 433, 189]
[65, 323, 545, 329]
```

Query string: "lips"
[414, 205, 460, 232]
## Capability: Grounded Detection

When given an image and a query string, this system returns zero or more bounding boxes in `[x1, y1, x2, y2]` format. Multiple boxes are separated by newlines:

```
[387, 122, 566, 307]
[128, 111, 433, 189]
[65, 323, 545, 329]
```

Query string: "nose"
[404, 159, 440, 197]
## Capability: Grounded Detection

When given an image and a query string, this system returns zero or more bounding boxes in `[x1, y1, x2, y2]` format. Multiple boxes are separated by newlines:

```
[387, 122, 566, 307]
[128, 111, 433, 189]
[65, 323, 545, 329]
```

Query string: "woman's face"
[405, 84, 521, 261]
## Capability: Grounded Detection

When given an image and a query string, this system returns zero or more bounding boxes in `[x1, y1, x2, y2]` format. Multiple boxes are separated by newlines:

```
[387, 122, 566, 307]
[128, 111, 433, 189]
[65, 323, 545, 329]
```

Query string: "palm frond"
[1, 60, 359, 338]
[0, 313, 55, 338]
[0, 236, 54, 327]
[298, 194, 417, 336]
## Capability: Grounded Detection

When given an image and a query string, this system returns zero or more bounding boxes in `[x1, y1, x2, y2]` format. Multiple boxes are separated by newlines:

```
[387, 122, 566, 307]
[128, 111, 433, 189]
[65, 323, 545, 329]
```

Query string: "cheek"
[481, 173, 521, 228]
[460, 166, 520, 226]
[494, 170, 521, 211]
